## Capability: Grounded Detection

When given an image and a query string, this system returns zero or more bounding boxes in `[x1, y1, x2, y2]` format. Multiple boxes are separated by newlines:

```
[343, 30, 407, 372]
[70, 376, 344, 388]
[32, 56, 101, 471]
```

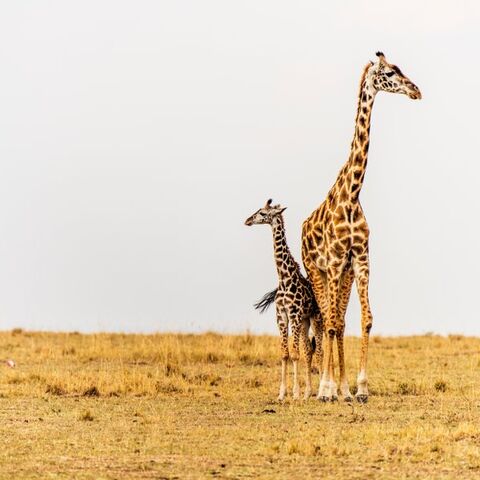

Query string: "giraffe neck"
[271, 217, 298, 281]
[336, 65, 376, 202]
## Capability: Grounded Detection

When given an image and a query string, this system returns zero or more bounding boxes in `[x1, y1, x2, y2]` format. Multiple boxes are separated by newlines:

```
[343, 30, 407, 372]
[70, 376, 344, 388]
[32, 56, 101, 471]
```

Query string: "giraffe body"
[246, 199, 323, 400]
[302, 52, 421, 403]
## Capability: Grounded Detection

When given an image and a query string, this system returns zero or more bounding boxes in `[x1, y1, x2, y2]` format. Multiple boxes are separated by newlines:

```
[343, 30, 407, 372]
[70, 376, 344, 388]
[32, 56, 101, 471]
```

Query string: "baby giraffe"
[245, 199, 323, 400]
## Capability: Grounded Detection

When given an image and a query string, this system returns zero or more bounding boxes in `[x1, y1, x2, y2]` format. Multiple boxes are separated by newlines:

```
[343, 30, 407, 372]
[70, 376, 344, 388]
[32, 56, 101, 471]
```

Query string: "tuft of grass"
[434, 380, 447, 392]
[163, 363, 179, 377]
[7, 376, 24, 385]
[286, 441, 300, 455]
[191, 373, 222, 386]
[28, 373, 45, 382]
[155, 381, 183, 394]
[45, 384, 66, 396]
[83, 386, 100, 397]
[79, 410, 94, 422]
[239, 354, 264, 366]
[244, 377, 262, 388]
[205, 352, 219, 364]
[396, 381, 420, 396]
[448, 334, 464, 341]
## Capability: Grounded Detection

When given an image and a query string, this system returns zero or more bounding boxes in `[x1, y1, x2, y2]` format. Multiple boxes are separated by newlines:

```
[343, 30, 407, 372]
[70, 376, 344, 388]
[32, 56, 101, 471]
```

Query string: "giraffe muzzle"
[407, 84, 422, 100]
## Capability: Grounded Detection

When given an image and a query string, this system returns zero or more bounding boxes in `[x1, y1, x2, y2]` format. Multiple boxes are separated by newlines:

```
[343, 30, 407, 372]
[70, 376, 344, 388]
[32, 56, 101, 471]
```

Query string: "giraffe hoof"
[330, 395, 338, 403]
[318, 396, 331, 403]
[344, 396, 353, 403]
[356, 394, 368, 404]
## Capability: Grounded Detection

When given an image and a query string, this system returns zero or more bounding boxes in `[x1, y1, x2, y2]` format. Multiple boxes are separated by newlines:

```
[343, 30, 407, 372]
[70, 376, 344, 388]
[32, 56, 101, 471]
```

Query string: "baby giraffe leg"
[290, 314, 302, 400]
[277, 310, 289, 401]
[301, 318, 313, 400]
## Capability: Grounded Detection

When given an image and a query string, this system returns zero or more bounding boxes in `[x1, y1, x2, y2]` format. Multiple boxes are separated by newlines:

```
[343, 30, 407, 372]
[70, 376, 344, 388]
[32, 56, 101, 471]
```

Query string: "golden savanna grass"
[1, 330, 480, 479]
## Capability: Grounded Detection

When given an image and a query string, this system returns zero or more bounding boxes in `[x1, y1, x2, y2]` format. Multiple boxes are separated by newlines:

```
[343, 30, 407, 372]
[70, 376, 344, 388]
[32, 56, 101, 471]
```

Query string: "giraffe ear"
[279, 207, 287, 214]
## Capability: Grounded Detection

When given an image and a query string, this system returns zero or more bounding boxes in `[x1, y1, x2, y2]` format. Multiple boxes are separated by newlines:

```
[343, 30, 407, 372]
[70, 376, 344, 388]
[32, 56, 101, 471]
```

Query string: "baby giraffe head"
[369, 51, 421, 100]
[245, 199, 286, 226]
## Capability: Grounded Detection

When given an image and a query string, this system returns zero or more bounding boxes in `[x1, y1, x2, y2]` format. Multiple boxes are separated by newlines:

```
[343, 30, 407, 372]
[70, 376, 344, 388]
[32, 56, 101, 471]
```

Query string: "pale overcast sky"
[0, 1, 479, 335]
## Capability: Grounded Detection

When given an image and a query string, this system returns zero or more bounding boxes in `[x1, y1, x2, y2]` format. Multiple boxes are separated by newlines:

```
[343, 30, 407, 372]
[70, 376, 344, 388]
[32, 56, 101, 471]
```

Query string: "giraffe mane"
[348, 61, 373, 148]
[358, 62, 373, 94]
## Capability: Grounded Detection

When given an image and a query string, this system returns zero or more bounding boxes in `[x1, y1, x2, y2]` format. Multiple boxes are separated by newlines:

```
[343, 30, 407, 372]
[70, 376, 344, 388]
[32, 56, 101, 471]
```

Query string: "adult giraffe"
[302, 52, 421, 403]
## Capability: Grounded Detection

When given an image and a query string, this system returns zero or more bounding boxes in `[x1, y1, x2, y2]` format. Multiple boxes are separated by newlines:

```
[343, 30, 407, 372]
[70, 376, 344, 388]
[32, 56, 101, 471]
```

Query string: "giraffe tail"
[311, 335, 316, 353]
[254, 288, 277, 314]
[307, 282, 321, 317]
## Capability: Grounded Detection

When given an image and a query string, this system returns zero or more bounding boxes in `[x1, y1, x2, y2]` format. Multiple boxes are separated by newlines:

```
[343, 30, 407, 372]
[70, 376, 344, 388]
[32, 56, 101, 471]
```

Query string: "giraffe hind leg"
[303, 265, 331, 401]
[337, 267, 354, 402]
[317, 268, 343, 402]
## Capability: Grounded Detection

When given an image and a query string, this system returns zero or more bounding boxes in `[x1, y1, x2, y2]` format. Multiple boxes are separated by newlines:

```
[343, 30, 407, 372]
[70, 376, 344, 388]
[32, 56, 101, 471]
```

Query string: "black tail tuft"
[311, 335, 316, 353]
[254, 288, 277, 314]
[306, 282, 320, 317]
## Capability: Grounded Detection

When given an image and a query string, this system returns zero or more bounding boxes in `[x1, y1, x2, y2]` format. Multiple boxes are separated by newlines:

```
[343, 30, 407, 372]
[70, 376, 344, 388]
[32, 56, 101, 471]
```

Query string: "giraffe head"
[245, 199, 286, 226]
[369, 51, 421, 100]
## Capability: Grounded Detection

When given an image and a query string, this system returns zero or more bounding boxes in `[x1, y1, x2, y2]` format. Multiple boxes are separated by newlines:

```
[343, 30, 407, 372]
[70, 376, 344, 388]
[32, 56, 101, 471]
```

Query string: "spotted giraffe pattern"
[302, 52, 421, 403]
[246, 199, 323, 400]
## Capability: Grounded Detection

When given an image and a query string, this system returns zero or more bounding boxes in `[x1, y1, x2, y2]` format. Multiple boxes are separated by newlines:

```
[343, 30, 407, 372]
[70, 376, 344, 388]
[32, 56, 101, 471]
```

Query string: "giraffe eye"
[385, 71, 395, 78]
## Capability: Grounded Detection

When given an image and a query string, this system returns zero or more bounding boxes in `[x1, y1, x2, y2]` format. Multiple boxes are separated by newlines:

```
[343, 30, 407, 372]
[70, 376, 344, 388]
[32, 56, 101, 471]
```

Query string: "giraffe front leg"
[336, 330, 352, 402]
[318, 267, 342, 402]
[292, 360, 300, 400]
[318, 330, 334, 401]
[353, 256, 373, 404]
[328, 343, 338, 402]
[277, 310, 289, 401]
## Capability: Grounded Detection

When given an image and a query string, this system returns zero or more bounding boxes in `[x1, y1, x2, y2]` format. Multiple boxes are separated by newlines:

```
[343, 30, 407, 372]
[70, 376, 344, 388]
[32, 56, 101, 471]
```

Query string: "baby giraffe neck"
[271, 217, 298, 280]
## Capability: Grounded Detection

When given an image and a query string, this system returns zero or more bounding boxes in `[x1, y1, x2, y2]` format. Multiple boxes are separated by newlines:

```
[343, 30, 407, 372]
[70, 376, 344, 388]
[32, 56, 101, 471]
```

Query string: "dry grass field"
[1, 330, 480, 479]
